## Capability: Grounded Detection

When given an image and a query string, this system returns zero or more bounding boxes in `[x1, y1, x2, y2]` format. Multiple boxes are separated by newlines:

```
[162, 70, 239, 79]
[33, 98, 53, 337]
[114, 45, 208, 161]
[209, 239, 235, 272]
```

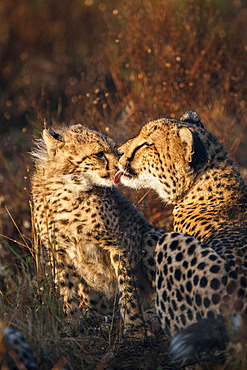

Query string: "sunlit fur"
[118, 112, 247, 363]
[31, 124, 162, 335]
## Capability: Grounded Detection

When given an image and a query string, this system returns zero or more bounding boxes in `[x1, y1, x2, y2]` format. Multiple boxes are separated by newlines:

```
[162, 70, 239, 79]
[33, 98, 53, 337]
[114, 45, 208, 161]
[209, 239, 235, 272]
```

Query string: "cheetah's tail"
[170, 313, 246, 366]
[2, 327, 37, 370]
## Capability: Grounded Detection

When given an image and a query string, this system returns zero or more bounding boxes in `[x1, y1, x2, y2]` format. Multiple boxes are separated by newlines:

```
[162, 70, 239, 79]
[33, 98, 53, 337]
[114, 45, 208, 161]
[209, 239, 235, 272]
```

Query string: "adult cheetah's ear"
[179, 127, 194, 162]
[43, 129, 64, 157]
[179, 127, 208, 171]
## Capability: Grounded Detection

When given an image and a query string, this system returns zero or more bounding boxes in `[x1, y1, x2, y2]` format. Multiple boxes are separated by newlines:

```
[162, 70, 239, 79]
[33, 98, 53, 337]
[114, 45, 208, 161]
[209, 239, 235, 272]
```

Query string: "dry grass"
[0, 0, 247, 368]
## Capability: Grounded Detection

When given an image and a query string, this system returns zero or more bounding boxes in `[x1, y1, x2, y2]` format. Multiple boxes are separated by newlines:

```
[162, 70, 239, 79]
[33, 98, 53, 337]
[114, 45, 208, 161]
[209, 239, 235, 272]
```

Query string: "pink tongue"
[114, 170, 123, 184]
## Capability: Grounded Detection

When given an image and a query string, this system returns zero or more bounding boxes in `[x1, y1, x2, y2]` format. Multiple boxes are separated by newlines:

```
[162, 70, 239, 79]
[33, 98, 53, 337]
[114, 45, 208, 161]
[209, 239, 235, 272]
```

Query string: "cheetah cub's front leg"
[109, 250, 150, 335]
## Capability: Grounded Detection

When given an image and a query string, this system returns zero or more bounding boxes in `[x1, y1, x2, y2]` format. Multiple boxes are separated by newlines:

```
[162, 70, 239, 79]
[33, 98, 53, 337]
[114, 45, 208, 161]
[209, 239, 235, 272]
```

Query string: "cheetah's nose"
[114, 170, 123, 185]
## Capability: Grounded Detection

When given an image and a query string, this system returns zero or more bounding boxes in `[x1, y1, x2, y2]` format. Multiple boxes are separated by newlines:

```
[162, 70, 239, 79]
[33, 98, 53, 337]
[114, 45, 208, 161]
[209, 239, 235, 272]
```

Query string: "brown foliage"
[0, 0, 246, 368]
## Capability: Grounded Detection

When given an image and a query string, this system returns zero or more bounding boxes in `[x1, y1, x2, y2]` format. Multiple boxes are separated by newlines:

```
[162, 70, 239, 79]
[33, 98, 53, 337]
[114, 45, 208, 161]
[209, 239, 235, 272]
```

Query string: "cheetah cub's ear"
[43, 129, 64, 158]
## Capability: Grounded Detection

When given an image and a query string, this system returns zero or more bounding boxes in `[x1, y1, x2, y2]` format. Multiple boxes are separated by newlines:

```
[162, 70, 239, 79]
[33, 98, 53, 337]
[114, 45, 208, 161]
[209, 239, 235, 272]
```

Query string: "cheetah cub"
[116, 112, 247, 364]
[31, 124, 161, 334]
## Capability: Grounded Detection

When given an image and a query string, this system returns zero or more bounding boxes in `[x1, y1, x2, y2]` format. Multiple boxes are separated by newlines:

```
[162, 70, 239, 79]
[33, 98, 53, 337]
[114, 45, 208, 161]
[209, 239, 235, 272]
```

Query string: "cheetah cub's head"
[115, 112, 209, 204]
[34, 124, 119, 190]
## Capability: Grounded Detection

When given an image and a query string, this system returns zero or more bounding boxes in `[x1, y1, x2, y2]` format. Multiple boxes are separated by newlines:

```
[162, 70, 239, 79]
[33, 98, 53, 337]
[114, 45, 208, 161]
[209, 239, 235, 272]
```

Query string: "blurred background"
[0, 0, 247, 367]
[1, 0, 247, 240]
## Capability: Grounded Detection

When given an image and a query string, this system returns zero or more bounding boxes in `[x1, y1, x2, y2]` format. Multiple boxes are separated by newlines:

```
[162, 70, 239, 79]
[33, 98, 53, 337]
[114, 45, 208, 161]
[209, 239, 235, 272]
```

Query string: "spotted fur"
[0, 327, 37, 369]
[117, 112, 247, 361]
[31, 124, 161, 334]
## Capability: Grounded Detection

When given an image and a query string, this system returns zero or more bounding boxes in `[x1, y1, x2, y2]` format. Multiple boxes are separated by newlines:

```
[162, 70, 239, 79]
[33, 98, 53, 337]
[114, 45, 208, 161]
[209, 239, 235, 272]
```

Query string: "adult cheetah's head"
[115, 112, 209, 204]
[33, 124, 119, 190]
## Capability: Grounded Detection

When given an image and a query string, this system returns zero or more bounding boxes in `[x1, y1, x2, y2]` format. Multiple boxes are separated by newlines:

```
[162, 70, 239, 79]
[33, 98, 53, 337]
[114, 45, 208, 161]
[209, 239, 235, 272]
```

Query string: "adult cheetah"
[115, 112, 247, 363]
[31, 124, 161, 335]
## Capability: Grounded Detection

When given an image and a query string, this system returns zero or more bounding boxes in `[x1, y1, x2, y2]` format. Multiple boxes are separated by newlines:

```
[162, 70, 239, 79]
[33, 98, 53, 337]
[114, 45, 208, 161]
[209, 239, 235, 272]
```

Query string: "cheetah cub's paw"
[123, 307, 161, 339]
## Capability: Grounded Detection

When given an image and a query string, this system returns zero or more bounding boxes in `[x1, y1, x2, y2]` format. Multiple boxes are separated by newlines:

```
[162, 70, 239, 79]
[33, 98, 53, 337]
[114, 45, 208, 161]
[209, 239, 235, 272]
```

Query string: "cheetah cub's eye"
[95, 151, 105, 159]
